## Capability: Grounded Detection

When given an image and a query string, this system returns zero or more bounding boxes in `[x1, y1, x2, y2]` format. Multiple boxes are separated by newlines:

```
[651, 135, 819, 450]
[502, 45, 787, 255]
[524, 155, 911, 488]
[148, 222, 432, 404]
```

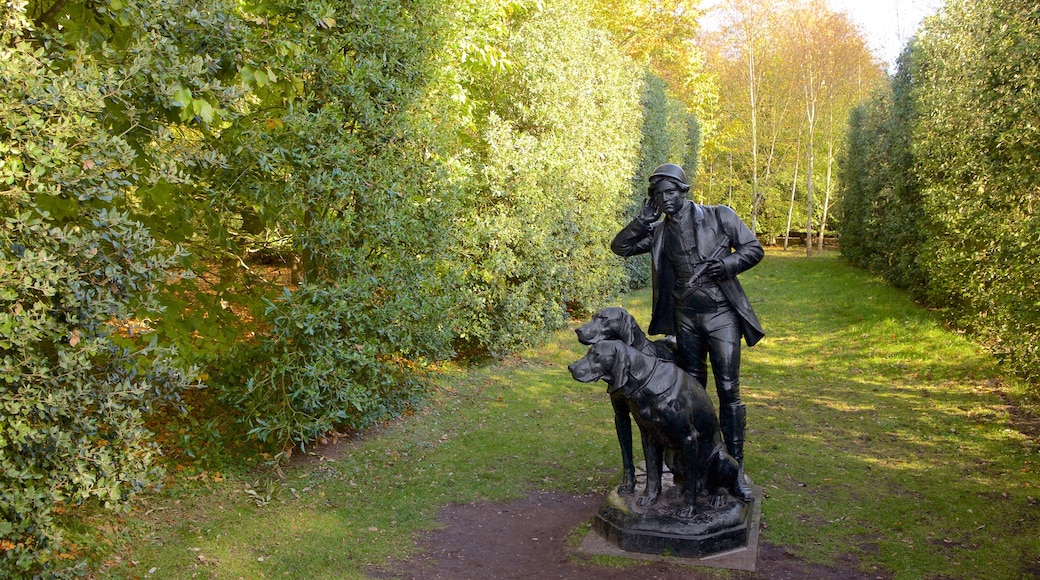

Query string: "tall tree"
[698, 0, 884, 243]
[712, 0, 768, 231]
[812, 7, 878, 252]
[795, 1, 824, 257]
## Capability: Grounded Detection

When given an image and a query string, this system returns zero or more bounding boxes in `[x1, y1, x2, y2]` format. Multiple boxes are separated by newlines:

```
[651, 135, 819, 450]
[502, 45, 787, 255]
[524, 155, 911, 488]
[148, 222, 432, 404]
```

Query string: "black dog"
[569, 340, 750, 517]
[575, 306, 676, 361]
[575, 307, 676, 494]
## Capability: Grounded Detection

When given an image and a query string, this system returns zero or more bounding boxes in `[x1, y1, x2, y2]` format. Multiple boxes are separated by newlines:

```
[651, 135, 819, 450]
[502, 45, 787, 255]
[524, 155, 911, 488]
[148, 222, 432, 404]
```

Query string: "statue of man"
[611, 163, 764, 500]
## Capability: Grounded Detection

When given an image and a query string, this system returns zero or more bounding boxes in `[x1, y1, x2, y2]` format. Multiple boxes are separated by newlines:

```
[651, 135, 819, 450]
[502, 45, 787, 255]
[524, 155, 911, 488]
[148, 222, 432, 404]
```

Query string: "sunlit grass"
[85, 248, 1040, 579]
[742, 250, 1039, 579]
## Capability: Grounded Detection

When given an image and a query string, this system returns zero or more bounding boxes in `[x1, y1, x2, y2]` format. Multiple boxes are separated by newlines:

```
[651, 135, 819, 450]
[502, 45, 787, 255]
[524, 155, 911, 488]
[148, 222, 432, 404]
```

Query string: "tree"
[698, 0, 884, 244]
[711, 0, 768, 231]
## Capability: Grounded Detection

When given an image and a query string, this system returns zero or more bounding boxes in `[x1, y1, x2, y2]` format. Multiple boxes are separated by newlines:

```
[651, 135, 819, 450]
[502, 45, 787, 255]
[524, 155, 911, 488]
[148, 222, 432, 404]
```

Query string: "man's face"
[651, 179, 686, 215]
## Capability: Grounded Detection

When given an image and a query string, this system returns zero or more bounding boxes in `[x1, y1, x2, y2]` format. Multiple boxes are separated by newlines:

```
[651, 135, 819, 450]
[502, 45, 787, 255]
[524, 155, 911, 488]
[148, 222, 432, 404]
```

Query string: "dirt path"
[367, 490, 889, 579]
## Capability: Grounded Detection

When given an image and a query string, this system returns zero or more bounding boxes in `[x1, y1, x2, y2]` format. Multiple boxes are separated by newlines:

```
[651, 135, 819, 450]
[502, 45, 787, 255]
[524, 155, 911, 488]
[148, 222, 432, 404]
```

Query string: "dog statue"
[575, 306, 676, 361]
[569, 340, 752, 517]
[574, 307, 676, 495]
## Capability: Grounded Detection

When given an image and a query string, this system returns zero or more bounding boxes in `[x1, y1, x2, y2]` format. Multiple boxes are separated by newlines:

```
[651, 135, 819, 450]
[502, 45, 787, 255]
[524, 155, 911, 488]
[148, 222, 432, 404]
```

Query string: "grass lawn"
[83, 249, 1040, 579]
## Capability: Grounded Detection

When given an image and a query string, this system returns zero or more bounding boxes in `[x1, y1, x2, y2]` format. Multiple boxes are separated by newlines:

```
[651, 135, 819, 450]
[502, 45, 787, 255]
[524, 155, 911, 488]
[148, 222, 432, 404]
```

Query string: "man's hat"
[649, 163, 689, 189]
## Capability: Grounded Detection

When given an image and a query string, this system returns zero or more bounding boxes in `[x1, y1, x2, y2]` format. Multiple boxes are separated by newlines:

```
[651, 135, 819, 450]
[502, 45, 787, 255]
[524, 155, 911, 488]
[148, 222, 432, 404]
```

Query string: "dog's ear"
[618, 311, 646, 346]
[606, 342, 630, 389]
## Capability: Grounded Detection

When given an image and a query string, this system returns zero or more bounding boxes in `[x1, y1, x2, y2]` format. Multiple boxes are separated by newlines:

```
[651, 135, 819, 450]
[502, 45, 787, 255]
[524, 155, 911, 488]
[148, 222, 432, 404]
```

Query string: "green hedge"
[2, 0, 699, 573]
[1, 8, 198, 571]
[442, 0, 692, 354]
[839, 0, 1040, 382]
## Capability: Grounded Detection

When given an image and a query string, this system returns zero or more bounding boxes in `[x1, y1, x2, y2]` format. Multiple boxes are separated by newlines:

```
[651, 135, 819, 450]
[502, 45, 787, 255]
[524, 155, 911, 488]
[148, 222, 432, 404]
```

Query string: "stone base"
[591, 471, 753, 559]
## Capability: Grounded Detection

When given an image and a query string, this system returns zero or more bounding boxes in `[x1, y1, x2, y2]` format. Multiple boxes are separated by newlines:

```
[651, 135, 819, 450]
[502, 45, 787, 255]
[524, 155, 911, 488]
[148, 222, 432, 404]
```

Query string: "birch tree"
[698, 0, 884, 242]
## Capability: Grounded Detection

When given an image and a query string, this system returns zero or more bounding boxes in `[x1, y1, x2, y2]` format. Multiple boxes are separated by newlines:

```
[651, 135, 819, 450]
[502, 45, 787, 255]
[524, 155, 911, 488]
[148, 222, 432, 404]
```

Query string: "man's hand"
[638, 196, 662, 224]
[705, 259, 727, 280]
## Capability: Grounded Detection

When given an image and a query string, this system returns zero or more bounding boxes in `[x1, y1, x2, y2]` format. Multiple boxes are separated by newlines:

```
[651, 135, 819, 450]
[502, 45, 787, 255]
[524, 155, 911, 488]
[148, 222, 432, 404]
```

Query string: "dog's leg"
[610, 394, 635, 494]
[676, 435, 700, 518]
[710, 446, 753, 504]
[637, 431, 663, 507]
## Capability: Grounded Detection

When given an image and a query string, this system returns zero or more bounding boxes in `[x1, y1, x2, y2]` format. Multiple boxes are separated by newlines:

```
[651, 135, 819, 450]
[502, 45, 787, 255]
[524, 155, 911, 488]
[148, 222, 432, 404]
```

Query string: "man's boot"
[721, 403, 755, 502]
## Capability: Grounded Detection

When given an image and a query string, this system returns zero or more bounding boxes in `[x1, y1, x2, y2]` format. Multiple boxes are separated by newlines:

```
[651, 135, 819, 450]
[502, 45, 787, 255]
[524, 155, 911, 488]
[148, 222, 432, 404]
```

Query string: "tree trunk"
[728, 153, 734, 207]
[750, 91, 760, 230]
[805, 97, 815, 259]
[818, 138, 834, 253]
[784, 133, 801, 251]
[805, 145, 814, 258]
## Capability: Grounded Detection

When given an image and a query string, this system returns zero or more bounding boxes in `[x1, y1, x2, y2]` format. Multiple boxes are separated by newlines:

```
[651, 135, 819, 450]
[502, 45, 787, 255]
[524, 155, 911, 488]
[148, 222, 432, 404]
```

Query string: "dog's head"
[568, 340, 631, 394]
[575, 307, 646, 347]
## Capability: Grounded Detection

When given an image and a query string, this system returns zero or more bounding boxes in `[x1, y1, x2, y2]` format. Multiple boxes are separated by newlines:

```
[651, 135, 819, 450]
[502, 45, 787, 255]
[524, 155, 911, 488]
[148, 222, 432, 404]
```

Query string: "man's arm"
[610, 219, 655, 257]
[611, 198, 659, 257]
[716, 206, 764, 278]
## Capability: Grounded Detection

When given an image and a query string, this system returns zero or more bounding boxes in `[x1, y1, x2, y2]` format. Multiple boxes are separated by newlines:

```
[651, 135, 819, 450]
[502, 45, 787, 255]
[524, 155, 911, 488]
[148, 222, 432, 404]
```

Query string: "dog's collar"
[626, 357, 662, 397]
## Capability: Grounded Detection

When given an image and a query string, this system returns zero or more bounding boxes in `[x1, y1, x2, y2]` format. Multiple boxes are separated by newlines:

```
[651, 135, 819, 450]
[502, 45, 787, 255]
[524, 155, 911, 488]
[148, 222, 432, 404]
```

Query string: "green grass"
[83, 249, 1039, 579]
[745, 251, 1039, 578]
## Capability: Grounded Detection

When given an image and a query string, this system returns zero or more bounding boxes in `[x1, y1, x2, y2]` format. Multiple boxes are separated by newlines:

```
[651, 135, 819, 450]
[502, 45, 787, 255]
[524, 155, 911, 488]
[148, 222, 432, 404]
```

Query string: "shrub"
[0, 9, 197, 574]
[0, 212, 197, 576]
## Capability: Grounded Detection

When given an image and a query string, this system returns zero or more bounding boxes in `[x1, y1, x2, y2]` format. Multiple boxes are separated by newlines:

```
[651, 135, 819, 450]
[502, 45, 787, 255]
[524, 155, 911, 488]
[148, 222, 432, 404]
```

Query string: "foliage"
[0, 7, 198, 573]
[700, 0, 886, 238]
[218, 285, 429, 448]
[912, 0, 1040, 380]
[0, 213, 197, 577]
[31, 0, 258, 361]
[446, 0, 649, 355]
[838, 44, 926, 295]
[209, 0, 460, 452]
[587, 0, 713, 120]
[841, 0, 1040, 383]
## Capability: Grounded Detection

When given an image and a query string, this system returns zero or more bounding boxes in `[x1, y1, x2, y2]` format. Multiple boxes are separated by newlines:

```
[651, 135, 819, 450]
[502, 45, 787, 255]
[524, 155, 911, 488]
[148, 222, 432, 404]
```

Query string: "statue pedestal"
[592, 472, 754, 559]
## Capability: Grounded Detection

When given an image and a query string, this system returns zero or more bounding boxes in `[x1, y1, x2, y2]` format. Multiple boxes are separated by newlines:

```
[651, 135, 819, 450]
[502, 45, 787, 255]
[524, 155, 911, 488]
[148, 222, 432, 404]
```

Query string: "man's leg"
[674, 307, 709, 389]
[705, 309, 755, 501]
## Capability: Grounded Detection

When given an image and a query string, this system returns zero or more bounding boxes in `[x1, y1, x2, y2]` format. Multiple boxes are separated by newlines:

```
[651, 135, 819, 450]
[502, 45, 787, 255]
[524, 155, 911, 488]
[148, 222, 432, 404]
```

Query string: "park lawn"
[82, 249, 1040, 579]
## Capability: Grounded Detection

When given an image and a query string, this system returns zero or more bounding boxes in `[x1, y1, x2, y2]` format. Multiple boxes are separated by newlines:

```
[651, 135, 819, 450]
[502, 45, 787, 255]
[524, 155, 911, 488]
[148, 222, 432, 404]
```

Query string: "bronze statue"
[574, 306, 676, 495]
[568, 340, 747, 516]
[610, 163, 763, 501]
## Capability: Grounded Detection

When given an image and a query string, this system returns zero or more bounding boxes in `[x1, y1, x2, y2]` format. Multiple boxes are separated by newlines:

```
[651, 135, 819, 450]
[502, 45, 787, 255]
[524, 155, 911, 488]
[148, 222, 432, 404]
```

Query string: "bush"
[0, 10, 198, 575]
[0, 211, 197, 576]
[206, 0, 461, 451]
[218, 284, 429, 449]
[446, 0, 689, 354]
[840, 0, 1040, 383]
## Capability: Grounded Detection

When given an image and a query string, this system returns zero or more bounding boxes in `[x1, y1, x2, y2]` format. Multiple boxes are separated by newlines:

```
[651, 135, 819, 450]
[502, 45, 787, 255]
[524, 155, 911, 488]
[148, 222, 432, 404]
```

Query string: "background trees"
[699, 0, 885, 243]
